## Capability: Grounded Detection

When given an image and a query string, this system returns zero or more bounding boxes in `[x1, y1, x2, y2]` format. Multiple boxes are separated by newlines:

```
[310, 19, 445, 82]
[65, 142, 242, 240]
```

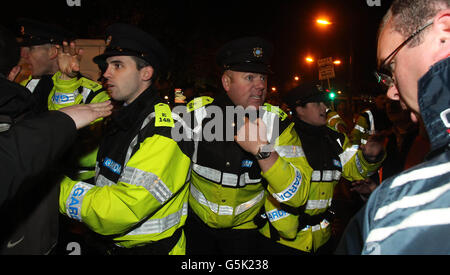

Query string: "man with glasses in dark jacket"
[337, 0, 450, 254]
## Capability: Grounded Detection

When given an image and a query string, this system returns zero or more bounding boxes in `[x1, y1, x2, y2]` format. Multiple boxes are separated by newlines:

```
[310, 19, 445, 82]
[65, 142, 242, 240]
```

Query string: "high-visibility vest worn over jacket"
[259, 117, 385, 252]
[188, 95, 312, 230]
[21, 72, 109, 111]
[59, 87, 194, 254]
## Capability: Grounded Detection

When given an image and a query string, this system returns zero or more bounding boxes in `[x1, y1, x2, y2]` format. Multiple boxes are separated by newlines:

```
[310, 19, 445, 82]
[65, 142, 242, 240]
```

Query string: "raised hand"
[57, 41, 83, 80]
[234, 117, 268, 155]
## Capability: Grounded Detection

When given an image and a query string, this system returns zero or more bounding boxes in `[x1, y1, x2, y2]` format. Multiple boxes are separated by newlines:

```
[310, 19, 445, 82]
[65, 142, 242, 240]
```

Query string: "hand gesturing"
[57, 41, 83, 79]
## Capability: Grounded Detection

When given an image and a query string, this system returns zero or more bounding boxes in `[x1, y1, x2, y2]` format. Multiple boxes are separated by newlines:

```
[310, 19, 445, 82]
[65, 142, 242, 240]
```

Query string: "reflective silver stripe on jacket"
[306, 198, 332, 210]
[235, 190, 265, 215]
[328, 114, 340, 123]
[25, 78, 40, 93]
[354, 124, 366, 133]
[120, 166, 173, 205]
[339, 145, 358, 166]
[96, 173, 114, 187]
[311, 170, 342, 182]
[126, 203, 188, 236]
[193, 163, 221, 182]
[65, 182, 94, 222]
[364, 110, 375, 134]
[96, 167, 174, 205]
[190, 184, 264, 216]
[80, 87, 91, 103]
[192, 163, 262, 187]
[366, 208, 450, 244]
[275, 145, 305, 158]
[300, 219, 331, 232]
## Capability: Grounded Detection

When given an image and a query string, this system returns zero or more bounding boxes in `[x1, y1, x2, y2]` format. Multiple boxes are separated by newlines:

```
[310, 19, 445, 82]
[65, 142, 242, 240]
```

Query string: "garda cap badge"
[105, 35, 112, 47]
[253, 47, 263, 58]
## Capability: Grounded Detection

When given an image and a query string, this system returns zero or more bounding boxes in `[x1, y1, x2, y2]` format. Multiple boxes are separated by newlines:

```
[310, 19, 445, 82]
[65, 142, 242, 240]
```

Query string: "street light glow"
[316, 19, 331, 25]
[305, 57, 314, 63]
[333, 60, 341, 65]
[294, 76, 300, 81]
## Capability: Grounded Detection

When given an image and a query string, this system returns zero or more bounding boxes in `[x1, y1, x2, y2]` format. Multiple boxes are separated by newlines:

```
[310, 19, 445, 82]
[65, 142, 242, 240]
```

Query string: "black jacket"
[293, 117, 345, 172]
[0, 77, 77, 254]
[0, 77, 34, 128]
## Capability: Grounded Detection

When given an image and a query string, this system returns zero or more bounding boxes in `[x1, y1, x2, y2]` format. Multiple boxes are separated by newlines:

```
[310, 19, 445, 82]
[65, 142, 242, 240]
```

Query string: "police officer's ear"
[294, 105, 304, 118]
[48, 44, 59, 60]
[222, 71, 231, 92]
[140, 66, 154, 82]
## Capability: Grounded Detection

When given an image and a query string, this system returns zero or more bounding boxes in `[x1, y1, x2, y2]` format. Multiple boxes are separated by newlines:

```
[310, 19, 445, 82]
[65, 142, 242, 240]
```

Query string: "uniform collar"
[214, 92, 235, 108]
[111, 85, 159, 130]
[417, 57, 450, 154]
[293, 116, 327, 135]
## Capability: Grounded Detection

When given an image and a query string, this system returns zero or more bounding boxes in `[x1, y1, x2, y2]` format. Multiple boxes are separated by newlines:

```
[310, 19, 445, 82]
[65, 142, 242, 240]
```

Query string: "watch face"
[256, 151, 271, 160]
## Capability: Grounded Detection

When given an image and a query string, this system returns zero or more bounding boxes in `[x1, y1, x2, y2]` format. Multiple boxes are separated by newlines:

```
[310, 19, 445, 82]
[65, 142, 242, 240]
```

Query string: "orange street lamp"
[316, 19, 332, 25]
[271, 87, 277, 92]
[294, 75, 300, 81]
[333, 60, 342, 65]
[305, 57, 314, 63]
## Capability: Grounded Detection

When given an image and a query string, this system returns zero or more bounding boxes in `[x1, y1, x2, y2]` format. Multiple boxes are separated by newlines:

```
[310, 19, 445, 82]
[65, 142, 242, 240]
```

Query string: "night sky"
[1, 0, 393, 97]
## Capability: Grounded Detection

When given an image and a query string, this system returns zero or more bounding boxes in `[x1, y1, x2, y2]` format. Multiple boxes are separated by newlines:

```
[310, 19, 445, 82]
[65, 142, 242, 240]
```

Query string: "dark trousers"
[184, 209, 315, 255]
[185, 208, 279, 255]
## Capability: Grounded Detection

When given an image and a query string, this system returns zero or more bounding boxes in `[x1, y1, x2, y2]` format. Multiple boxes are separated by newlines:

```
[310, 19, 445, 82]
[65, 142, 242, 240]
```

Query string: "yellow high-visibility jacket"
[187, 95, 312, 230]
[259, 118, 385, 252]
[59, 88, 193, 254]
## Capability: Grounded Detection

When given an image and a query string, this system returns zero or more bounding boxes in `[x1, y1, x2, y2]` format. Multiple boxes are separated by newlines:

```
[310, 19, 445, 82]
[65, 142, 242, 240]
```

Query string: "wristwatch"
[255, 144, 273, 160]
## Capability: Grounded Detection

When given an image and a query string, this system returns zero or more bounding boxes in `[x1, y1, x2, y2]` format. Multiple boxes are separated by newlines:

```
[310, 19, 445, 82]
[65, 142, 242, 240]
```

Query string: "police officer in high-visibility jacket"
[184, 37, 313, 254]
[18, 18, 65, 113]
[59, 23, 193, 255]
[257, 83, 385, 254]
[18, 19, 110, 181]
[18, 19, 109, 115]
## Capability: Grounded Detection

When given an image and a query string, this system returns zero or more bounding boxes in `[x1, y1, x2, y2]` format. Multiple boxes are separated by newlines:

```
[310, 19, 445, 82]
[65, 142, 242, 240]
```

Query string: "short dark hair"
[130, 55, 157, 82]
[382, 0, 450, 47]
[130, 55, 151, 70]
[0, 25, 20, 76]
